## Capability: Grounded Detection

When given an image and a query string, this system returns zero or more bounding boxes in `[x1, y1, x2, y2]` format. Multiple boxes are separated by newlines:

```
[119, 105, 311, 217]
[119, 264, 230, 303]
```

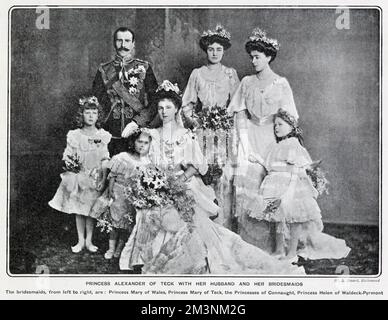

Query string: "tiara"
[156, 80, 181, 95]
[249, 28, 280, 51]
[201, 24, 231, 41]
[79, 96, 99, 106]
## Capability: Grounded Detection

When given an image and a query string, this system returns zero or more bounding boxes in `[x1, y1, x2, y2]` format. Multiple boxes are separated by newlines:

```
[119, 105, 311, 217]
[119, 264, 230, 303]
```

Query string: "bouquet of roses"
[125, 165, 195, 223]
[306, 160, 329, 196]
[63, 153, 82, 173]
[198, 105, 233, 132]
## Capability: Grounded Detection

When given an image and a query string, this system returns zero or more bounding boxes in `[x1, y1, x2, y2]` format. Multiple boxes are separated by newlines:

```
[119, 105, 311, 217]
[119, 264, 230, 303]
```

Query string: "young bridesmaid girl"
[49, 96, 112, 253]
[248, 108, 350, 261]
[102, 130, 152, 259]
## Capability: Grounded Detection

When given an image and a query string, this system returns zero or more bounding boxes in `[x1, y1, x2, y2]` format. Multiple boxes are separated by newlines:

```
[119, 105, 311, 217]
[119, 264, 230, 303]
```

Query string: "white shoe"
[104, 239, 117, 259]
[86, 244, 98, 253]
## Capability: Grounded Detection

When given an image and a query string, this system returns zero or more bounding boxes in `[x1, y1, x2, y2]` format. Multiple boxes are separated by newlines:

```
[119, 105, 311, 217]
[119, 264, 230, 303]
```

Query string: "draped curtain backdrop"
[10, 8, 380, 230]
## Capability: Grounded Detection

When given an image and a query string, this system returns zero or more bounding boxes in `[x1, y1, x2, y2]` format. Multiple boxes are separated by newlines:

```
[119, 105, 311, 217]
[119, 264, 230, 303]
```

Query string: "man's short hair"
[113, 27, 135, 43]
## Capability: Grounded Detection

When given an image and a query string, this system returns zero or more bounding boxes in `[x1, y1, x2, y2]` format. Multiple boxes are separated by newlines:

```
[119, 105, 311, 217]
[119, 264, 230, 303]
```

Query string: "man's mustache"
[118, 47, 130, 52]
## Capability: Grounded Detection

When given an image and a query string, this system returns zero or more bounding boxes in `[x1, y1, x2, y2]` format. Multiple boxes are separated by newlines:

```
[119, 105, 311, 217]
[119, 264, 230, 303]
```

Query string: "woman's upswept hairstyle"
[245, 40, 277, 63]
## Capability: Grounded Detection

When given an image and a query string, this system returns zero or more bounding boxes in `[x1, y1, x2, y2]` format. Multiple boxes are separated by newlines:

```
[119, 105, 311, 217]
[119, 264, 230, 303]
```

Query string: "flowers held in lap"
[125, 165, 196, 223]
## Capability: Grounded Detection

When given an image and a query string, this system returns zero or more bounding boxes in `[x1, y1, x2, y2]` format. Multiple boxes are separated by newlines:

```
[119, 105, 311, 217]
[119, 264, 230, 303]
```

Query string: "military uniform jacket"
[92, 56, 159, 138]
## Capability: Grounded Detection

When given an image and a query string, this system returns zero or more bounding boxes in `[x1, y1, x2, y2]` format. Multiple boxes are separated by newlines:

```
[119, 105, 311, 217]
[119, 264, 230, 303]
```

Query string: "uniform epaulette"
[98, 59, 115, 73]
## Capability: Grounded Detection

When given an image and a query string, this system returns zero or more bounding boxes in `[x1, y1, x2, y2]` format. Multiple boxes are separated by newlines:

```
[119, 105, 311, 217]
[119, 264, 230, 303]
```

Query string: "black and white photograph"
[2, 0, 385, 300]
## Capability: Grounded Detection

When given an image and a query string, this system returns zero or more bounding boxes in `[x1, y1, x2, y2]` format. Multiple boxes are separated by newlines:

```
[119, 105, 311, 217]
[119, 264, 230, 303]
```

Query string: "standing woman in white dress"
[182, 24, 240, 229]
[228, 28, 299, 253]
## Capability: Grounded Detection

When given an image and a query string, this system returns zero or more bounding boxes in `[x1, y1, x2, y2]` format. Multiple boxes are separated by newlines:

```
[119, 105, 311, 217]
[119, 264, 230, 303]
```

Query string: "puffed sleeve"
[182, 69, 199, 108]
[181, 131, 208, 175]
[227, 77, 247, 114]
[279, 78, 299, 119]
[62, 130, 79, 161]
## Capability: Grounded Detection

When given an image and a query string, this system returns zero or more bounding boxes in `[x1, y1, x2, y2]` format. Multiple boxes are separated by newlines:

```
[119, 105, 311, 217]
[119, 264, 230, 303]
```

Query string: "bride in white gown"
[119, 81, 304, 274]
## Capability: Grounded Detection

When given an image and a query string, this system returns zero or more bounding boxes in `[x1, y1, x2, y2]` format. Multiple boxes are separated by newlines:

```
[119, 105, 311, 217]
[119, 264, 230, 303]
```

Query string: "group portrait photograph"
[7, 6, 380, 276]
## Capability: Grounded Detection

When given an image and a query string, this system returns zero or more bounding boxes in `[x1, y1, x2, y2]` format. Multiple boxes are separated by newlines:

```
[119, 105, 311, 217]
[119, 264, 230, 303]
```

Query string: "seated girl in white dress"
[247, 108, 351, 261]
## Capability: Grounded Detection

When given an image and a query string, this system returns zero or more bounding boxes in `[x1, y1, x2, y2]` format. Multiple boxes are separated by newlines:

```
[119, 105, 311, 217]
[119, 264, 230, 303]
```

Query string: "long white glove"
[121, 121, 139, 138]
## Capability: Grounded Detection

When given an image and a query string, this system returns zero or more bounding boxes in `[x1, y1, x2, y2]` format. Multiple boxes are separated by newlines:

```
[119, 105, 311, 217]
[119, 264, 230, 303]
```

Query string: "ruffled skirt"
[246, 172, 351, 260]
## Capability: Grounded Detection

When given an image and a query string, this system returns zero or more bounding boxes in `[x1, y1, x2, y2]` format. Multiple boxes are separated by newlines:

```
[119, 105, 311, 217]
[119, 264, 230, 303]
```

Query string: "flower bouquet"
[306, 160, 329, 196]
[125, 165, 196, 223]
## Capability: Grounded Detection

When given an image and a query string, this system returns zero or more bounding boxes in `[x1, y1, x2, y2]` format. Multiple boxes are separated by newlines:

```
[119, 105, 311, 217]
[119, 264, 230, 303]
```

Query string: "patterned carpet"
[9, 211, 379, 275]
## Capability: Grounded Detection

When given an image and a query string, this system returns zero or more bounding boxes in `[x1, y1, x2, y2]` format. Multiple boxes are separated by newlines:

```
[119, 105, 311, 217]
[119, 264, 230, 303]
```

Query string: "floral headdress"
[249, 28, 280, 51]
[275, 108, 303, 145]
[201, 24, 231, 41]
[78, 96, 99, 106]
[156, 80, 181, 96]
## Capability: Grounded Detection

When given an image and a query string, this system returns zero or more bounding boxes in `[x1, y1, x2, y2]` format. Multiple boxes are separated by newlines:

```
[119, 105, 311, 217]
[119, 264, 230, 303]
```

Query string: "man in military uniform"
[92, 27, 159, 155]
